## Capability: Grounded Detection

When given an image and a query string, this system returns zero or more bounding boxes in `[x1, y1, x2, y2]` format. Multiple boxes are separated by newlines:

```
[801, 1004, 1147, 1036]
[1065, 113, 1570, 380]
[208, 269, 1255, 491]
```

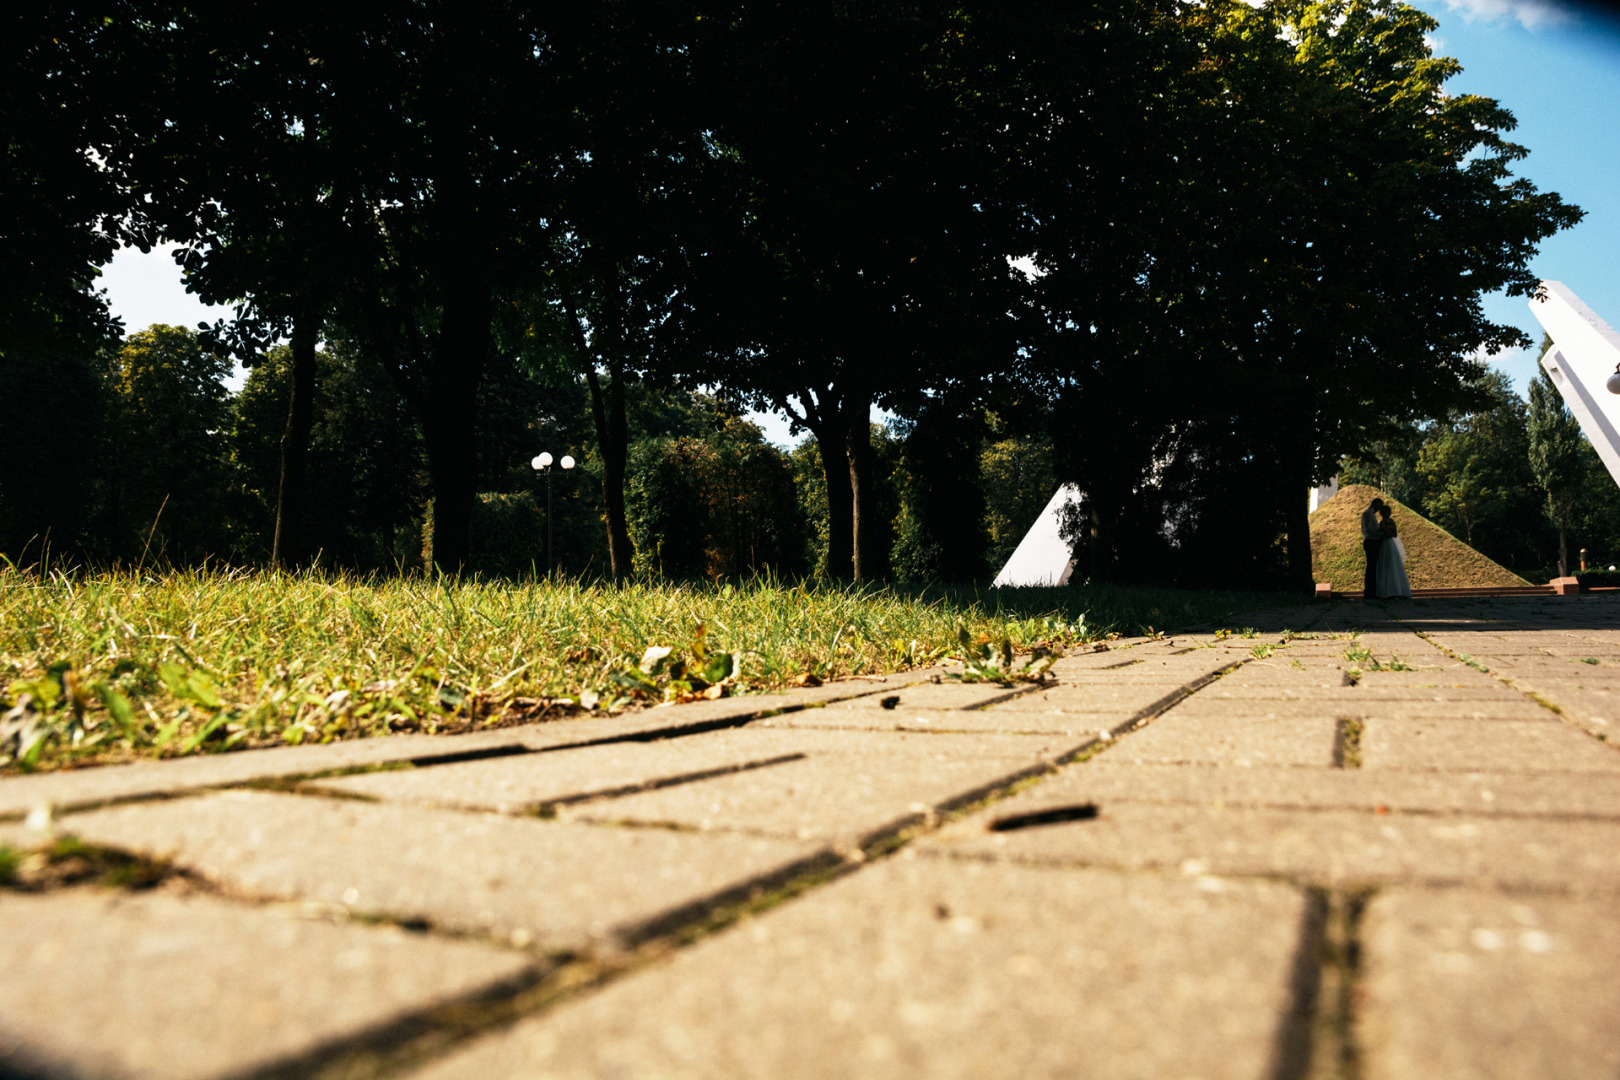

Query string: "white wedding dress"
[1376, 535, 1412, 599]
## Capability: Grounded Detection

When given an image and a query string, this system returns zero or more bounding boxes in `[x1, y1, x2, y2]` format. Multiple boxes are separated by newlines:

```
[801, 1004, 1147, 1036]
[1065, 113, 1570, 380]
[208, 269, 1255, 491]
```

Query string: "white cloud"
[1438, 0, 1576, 31]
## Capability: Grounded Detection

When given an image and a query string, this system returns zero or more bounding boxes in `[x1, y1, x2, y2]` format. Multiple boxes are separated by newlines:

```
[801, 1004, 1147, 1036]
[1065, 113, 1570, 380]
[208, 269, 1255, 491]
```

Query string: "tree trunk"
[271, 313, 318, 570]
[813, 421, 855, 581]
[1279, 396, 1317, 594]
[585, 360, 635, 578]
[422, 279, 488, 575]
[1283, 480, 1314, 593]
[1558, 507, 1569, 578]
[846, 402, 878, 582]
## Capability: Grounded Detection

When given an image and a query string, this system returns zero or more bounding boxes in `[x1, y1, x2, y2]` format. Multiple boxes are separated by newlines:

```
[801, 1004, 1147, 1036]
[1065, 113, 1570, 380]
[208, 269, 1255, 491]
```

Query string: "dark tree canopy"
[4, 0, 1584, 586]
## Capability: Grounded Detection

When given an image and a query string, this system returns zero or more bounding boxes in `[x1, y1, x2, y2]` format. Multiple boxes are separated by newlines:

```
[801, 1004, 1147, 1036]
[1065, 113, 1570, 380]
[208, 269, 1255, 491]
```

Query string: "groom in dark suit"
[1361, 498, 1386, 597]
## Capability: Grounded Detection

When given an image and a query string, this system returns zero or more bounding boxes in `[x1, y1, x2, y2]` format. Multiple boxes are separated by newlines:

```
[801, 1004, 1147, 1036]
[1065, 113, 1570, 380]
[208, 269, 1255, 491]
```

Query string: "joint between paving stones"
[1332, 718, 1364, 769]
[1266, 885, 1372, 1080]
[530, 752, 809, 817]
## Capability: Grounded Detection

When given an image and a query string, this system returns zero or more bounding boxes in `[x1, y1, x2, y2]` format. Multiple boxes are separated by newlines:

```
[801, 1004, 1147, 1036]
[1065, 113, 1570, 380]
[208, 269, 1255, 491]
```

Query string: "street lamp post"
[530, 451, 576, 573]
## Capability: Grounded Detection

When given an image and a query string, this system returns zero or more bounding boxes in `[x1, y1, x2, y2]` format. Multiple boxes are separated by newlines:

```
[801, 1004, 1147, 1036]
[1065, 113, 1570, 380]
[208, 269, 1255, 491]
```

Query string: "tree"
[233, 337, 426, 569]
[892, 404, 989, 584]
[980, 431, 1058, 580]
[688, 1, 1018, 581]
[108, 326, 235, 564]
[0, 348, 115, 564]
[126, 5, 368, 570]
[2, 7, 143, 362]
[1416, 370, 1538, 557]
[1528, 347, 1586, 576]
[1025, 0, 1580, 588]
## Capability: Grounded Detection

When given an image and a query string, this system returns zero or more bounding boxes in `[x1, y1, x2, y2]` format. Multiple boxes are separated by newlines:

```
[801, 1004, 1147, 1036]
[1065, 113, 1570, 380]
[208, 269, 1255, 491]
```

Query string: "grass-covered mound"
[1310, 483, 1530, 591]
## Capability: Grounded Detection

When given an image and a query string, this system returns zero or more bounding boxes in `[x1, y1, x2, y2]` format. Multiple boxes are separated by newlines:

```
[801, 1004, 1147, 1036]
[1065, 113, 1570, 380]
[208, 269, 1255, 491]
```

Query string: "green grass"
[0, 567, 1276, 774]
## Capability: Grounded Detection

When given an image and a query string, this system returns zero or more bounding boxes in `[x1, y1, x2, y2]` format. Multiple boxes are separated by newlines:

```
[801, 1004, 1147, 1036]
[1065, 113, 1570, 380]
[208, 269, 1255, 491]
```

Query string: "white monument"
[1310, 477, 1339, 513]
[1530, 281, 1620, 487]
[992, 484, 1083, 586]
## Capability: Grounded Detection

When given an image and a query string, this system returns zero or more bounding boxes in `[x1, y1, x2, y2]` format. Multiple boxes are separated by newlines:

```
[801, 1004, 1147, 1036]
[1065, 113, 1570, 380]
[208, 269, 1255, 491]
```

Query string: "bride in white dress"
[1376, 507, 1412, 599]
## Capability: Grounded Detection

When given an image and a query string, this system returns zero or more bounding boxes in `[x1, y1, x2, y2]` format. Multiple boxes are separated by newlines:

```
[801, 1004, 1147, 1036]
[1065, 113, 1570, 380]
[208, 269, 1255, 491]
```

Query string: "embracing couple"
[1361, 498, 1412, 600]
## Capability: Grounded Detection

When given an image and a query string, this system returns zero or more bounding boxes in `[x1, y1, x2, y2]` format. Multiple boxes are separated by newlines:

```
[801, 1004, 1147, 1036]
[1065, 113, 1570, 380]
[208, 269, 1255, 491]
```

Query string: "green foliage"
[109, 325, 236, 564]
[233, 337, 428, 570]
[891, 406, 988, 584]
[791, 440, 831, 578]
[981, 432, 1057, 578]
[626, 412, 805, 581]
[1528, 357, 1586, 574]
[949, 621, 1058, 685]
[0, 347, 116, 564]
[1414, 370, 1541, 563]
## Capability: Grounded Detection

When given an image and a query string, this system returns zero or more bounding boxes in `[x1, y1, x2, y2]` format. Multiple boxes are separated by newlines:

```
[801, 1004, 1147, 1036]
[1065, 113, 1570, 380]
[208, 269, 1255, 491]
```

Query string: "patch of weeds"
[1583, 658, 1600, 666]
[1251, 643, 1276, 659]
[949, 623, 1056, 685]
[1, 835, 174, 891]
[1344, 643, 1373, 665]
[604, 624, 741, 705]
[1456, 653, 1490, 674]
[1290, 659, 1307, 671]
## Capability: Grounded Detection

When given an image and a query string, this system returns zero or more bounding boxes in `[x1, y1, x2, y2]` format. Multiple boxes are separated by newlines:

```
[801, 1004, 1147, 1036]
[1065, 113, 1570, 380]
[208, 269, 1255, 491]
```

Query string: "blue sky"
[99, 0, 1620, 427]
[1411, 0, 1620, 393]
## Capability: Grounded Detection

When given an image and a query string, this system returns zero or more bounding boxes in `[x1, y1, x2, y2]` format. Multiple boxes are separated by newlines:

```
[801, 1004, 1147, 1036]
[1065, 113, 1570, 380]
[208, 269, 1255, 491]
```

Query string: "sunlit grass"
[1, 567, 1274, 772]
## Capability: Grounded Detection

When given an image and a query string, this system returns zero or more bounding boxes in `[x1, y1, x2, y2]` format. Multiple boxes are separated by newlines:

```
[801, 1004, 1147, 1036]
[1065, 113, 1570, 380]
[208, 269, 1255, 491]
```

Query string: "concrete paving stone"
[1361, 887, 1620, 1080]
[790, 684, 1190, 726]
[818, 681, 1037, 711]
[1203, 685, 1525, 703]
[765, 707, 1126, 737]
[572, 740, 1063, 843]
[0, 888, 533, 1080]
[57, 790, 822, 948]
[402, 857, 1306, 1080]
[925, 799, 1620, 891]
[1499, 691, 1619, 738]
[1462, 658, 1618, 675]
[1052, 650, 1236, 672]
[971, 685, 1169, 714]
[1221, 664, 1351, 681]
[1161, 699, 1358, 722]
[1511, 644, 1620, 659]
[0, 682, 937, 821]
[1106, 713, 1339, 768]
[1057, 665, 1232, 681]
[1357, 701, 1553, 721]
[1352, 668, 1508, 690]
[1362, 717, 1620, 773]
[314, 727, 1066, 812]
[0, 726, 539, 821]
[960, 760, 1620, 818]
[1498, 672, 1620, 698]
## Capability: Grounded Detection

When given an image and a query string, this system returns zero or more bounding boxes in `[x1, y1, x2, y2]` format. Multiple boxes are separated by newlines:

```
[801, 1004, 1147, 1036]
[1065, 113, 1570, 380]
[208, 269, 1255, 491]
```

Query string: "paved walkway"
[4, 596, 1620, 1079]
